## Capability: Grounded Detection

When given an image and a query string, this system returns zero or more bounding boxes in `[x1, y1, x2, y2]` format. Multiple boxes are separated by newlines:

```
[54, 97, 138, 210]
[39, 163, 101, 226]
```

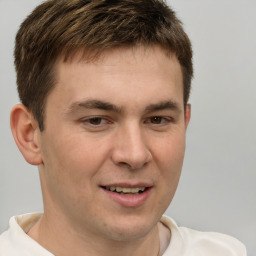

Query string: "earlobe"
[10, 104, 43, 165]
[185, 104, 191, 129]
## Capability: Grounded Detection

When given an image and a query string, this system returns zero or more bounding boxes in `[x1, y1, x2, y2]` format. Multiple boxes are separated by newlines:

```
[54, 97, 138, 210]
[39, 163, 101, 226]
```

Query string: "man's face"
[38, 46, 190, 241]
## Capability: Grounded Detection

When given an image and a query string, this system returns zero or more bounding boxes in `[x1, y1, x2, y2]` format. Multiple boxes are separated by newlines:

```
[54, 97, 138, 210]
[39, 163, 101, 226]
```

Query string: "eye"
[150, 116, 165, 124]
[88, 117, 105, 125]
[80, 116, 110, 127]
[147, 116, 172, 125]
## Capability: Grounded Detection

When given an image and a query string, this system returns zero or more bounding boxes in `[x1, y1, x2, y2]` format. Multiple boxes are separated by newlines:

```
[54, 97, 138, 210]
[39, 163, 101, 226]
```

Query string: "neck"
[28, 213, 160, 256]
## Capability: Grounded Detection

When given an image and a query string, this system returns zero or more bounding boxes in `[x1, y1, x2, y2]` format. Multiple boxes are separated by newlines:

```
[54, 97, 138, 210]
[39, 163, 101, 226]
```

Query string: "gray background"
[0, 0, 255, 255]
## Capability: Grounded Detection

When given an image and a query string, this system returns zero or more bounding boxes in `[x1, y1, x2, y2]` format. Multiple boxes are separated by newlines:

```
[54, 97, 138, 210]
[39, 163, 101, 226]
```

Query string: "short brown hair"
[15, 0, 193, 131]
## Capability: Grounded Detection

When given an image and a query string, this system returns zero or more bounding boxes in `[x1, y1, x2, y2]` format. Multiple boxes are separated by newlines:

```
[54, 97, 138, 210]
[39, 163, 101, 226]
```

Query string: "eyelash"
[145, 116, 174, 125]
[79, 116, 174, 130]
[80, 116, 111, 126]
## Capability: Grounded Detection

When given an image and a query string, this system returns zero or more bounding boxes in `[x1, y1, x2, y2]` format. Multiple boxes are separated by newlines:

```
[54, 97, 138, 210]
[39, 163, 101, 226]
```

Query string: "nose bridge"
[112, 121, 151, 169]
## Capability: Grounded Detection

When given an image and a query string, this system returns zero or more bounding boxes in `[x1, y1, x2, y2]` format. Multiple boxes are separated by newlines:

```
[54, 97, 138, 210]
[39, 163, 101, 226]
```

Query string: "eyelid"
[79, 116, 112, 127]
[144, 115, 175, 131]
[147, 116, 173, 121]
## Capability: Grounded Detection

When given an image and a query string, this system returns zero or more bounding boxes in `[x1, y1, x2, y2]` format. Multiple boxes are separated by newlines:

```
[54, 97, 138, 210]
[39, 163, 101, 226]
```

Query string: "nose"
[111, 124, 152, 170]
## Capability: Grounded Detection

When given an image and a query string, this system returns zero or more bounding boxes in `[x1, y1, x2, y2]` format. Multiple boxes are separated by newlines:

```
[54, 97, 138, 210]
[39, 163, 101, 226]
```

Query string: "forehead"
[49, 46, 184, 113]
[57, 45, 181, 78]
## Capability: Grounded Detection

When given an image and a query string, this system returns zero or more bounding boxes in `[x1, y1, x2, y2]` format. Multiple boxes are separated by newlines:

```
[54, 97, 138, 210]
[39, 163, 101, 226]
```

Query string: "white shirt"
[0, 213, 246, 256]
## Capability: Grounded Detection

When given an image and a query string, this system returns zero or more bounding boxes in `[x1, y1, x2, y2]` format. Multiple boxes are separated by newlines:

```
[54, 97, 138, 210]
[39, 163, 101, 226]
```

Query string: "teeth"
[116, 187, 123, 192]
[106, 187, 146, 193]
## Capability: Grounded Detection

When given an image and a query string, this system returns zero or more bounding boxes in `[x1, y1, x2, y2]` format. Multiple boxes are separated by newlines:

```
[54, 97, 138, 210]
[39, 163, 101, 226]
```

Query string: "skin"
[11, 45, 190, 256]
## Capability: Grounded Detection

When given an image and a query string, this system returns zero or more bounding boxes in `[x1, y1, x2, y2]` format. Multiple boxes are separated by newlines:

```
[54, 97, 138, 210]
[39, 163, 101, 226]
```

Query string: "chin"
[100, 214, 159, 242]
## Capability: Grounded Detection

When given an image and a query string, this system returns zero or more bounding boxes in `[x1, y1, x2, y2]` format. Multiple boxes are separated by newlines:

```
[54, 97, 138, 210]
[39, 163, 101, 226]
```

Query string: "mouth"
[100, 184, 152, 207]
[101, 186, 148, 195]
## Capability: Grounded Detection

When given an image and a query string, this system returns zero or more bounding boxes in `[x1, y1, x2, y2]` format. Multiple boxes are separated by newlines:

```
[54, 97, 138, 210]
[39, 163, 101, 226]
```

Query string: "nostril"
[118, 160, 148, 170]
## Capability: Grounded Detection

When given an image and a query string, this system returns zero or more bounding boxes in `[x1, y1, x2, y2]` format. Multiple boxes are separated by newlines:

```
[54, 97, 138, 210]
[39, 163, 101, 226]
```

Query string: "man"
[0, 0, 246, 255]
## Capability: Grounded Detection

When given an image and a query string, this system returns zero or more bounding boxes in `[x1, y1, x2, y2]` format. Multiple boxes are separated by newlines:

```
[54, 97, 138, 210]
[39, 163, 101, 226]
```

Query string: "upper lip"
[100, 182, 152, 188]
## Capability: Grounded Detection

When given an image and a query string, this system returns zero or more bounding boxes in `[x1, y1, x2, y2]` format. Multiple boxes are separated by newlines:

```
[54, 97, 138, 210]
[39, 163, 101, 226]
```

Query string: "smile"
[101, 185, 152, 207]
[103, 186, 147, 194]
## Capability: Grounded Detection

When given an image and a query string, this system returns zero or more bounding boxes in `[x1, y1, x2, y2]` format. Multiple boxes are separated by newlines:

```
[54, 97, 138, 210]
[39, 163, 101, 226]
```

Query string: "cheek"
[154, 133, 186, 196]
[40, 137, 98, 211]
[155, 132, 186, 169]
[41, 133, 110, 189]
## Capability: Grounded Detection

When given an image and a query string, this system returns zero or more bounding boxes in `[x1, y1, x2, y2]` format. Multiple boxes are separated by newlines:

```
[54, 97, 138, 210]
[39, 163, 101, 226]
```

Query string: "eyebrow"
[67, 99, 181, 115]
[67, 99, 123, 114]
[144, 100, 181, 114]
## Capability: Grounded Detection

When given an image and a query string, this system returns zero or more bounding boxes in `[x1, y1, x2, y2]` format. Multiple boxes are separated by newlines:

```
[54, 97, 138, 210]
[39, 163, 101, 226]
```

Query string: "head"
[11, 0, 193, 249]
[15, 0, 193, 131]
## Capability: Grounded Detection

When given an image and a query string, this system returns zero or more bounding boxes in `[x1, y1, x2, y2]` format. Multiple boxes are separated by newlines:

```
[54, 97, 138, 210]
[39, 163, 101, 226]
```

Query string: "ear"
[184, 104, 191, 129]
[10, 104, 43, 165]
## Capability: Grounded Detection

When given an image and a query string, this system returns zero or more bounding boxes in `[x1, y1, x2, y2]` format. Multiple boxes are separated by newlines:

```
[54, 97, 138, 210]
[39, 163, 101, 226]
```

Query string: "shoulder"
[178, 226, 247, 256]
[0, 213, 52, 256]
[161, 216, 247, 256]
[0, 229, 16, 256]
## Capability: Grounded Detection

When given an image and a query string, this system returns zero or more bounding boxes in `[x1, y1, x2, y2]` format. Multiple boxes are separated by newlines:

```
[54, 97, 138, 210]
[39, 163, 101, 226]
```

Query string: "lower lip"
[102, 187, 152, 208]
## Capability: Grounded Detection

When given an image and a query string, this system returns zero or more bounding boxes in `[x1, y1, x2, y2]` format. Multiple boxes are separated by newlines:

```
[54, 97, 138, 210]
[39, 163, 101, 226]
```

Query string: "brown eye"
[89, 117, 103, 125]
[150, 116, 163, 124]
